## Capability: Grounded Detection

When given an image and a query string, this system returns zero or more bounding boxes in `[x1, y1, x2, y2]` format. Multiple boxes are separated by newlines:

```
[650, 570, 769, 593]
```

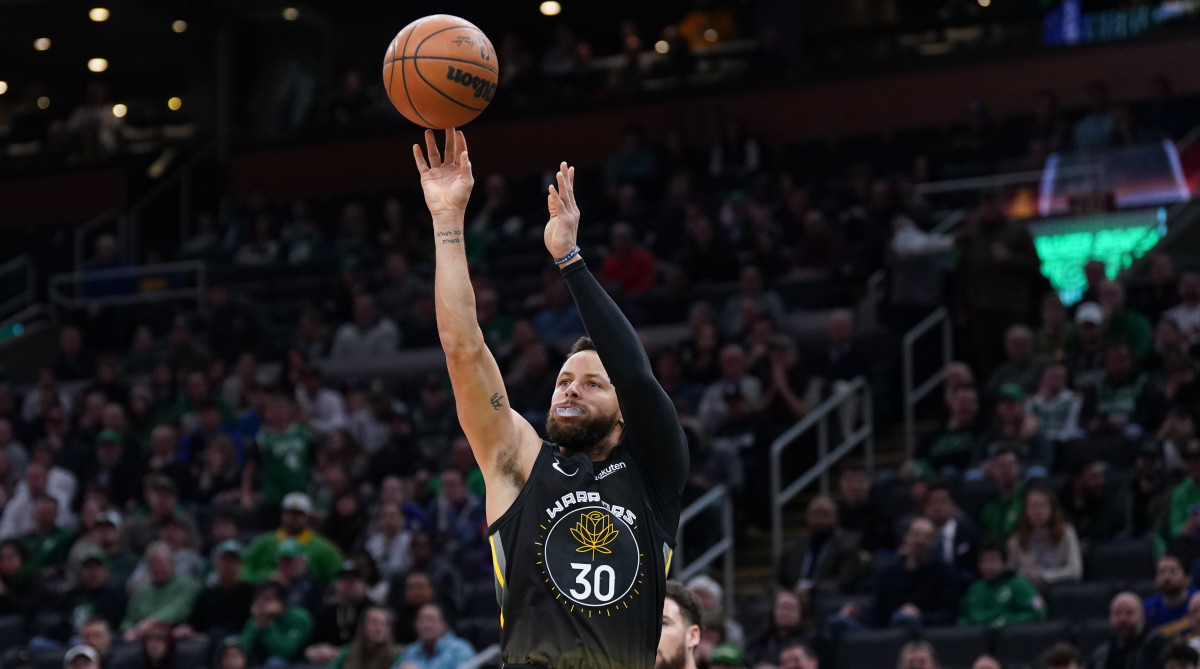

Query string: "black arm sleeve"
[561, 259, 688, 500]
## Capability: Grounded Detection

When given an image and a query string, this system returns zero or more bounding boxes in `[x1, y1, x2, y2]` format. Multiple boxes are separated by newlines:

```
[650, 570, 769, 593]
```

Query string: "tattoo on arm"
[489, 393, 504, 411]
[436, 230, 463, 245]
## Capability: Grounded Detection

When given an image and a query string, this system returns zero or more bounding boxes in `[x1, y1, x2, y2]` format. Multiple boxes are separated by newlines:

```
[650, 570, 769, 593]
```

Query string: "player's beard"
[545, 407, 620, 458]
[655, 644, 688, 669]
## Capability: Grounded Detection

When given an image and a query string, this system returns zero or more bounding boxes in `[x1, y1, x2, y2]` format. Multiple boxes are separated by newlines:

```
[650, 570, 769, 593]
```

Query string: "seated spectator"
[1037, 293, 1074, 362]
[55, 326, 97, 382]
[897, 641, 939, 669]
[177, 540, 253, 642]
[21, 494, 74, 575]
[191, 435, 242, 507]
[1161, 406, 1197, 470]
[697, 344, 763, 434]
[122, 475, 200, 558]
[686, 574, 745, 649]
[239, 580, 314, 666]
[1122, 440, 1171, 539]
[915, 386, 981, 477]
[61, 551, 126, 639]
[1089, 592, 1165, 669]
[1099, 280, 1153, 362]
[164, 370, 233, 431]
[807, 310, 869, 429]
[708, 644, 745, 669]
[1146, 555, 1198, 641]
[1042, 643, 1084, 669]
[1081, 342, 1156, 439]
[305, 560, 372, 664]
[779, 641, 819, 669]
[1165, 643, 1200, 669]
[1170, 442, 1200, 539]
[80, 619, 116, 669]
[217, 638, 249, 669]
[294, 367, 347, 435]
[758, 335, 814, 428]
[0, 538, 47, 617]
[985, 326, 1043, 400]
[532, 271, 586, 343]
[1006, 486, 1082, 587]
[121, 542, 202, 640]
[980, 446, 1024, 538]
[326, 606, 400, 669]
[142, 426, 191, 497]
[722, 266, 784, 337]
[127, 514, 204, 591]
[365, 501, 413, 583]
[1166, 272, 1200, 346]
[505, 341, 560, 421]
[775, 495, 864, 597]
[179, 401, 245, 470]
[746, 589, 807, 667]
[233, 214, 280, 266]
[244, 396, 314, 514]
[425, 468, 485, 558]
[88, 429, 144, 509]
[133, 621, 180, 669]
[396, 602, 474, 669]
[267, 538, 324, 611]
[1026, 363, 1083, 442]
[836, 462, 892, 551]
[0, 460, 77, 540]
[978, 385, 1051, 476]
[1070, 302, 1109, 393]
[1060, 458, 1123, 549]
[330, 295, 400, 360]
[242, 492, 343, 585]
[597, 222, 656, 296]
[411, 374, 458, 462]
[923, 482, 982, 584]
[69, 510, 137, 588]
[959, 539, 1046, 626]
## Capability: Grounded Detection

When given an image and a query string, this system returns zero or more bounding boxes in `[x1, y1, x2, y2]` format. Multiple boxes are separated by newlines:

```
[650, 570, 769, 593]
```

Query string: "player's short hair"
[665, 580, 704, 631]
[1040, 643, 1082, 669]
[568, 336, 596, 357]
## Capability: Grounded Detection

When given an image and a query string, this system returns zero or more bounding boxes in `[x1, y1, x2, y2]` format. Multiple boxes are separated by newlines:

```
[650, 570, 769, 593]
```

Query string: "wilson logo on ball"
[445, 67, 496, 102]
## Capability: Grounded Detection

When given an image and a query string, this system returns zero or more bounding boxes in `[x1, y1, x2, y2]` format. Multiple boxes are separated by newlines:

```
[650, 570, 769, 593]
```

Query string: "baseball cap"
[213, 540, 244, 559]
[64, 646, 100, 667]
[95, 510, 122, 529]
[998, 383, 1026, 401]
[1075, 302, 1104, 325]
[95, 429, 122, 445]
[281, 492, 312, 515]
[710, 643, 745, 666]
[143, 474, 177, 494]
[220, 636, 245, 651]
[81, 551, 107, 567]
[277, 538, 304, 559]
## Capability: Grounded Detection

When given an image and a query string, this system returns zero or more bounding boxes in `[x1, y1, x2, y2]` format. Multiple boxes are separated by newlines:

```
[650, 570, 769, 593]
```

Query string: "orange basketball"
[382, 15, 499, 129]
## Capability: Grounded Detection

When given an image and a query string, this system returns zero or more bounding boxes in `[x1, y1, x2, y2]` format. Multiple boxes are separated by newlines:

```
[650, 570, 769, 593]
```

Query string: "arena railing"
[770, 375, 873, 561]
[901, 307, 954, 459]
[47, 260, 208, 312]
[127, 144, 218, 263]
[0, 256, 37, 326]
[673, 483, 735, 617]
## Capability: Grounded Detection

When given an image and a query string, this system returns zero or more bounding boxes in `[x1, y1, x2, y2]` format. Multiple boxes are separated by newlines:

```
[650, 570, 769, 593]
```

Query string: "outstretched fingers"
[413, 144, 429, 173]
[444, 127, 458, 165]
[424, 129, 441, 166]
[456, 130, 470, 171]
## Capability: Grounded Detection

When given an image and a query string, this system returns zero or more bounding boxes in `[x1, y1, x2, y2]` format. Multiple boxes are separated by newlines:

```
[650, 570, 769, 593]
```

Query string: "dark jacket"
[775, 529, 864, 596]
[873, 557, 959, 627]
[188, 581, 255, 635]
[1087, 629, 1165, 669]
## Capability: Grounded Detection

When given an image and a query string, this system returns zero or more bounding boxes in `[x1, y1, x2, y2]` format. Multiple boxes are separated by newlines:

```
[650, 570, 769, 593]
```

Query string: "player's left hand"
[544, 161, 580, 260]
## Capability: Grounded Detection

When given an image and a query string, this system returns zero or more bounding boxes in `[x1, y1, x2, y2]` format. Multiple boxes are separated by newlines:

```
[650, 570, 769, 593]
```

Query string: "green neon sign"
[1030, 209, 1164, 305]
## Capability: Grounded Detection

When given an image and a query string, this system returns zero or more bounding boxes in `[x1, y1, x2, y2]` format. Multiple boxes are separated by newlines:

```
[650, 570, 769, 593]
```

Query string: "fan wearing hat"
[176, 541, 253, 642]
[709, 643, 746, 669]
[239, 579, 315, 666]
[984, 325, 1042, 401]
[64, 645, 101, 669]
[89, 428, 143, 508]
[303, 560, 371, 664]
[1122, 440, 1170, 538]
[1080, 341, 1152, 438]
[1069, 301, 1108, 392]
[21, 494, 75, 575]
[269, 538, 323, 612]
[61, 551, 125, 637]
[240, 394, 313, 518]
[66, 510, 138, 589]
[121, 474, 201, 557]
[241, 492, 343, 585]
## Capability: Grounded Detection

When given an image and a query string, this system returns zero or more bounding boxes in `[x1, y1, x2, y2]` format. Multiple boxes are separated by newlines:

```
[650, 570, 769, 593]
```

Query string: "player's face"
[655, 598, 696, 669]
[546, 351, 622, 458]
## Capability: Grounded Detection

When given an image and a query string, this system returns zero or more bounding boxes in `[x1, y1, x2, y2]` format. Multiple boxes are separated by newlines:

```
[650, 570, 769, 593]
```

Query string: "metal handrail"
[460, 644, 501, 669]
[128, 143, 217, 262]
[912, 163, 1103, 196]
[902, 307, 954, 459]
[673, 484, 735, 618]
[48, 260, 207, 311]
[0, 255, 35, 323]
[770, 375, 873, 561]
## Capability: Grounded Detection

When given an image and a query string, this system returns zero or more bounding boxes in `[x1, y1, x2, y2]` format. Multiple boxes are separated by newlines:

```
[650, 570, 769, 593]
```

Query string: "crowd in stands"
[0, 69, 1195, 669]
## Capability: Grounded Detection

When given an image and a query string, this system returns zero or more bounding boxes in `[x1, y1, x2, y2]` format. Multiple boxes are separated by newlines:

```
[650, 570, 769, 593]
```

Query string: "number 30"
[568, 563, 616, 602]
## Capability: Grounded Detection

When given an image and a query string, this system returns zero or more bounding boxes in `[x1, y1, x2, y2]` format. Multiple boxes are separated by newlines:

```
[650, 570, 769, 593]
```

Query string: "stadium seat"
[0, 616, 26, 651]
[176, 637, 212, 668]
[993, 620, 1073, 666]
[921, 625, 993, 669]
[1086, 540, 1155, 582]
[813, 594, 873, 628]
[836, 627, 915, 669]
[1077, 619, 1112, 657]
[28, 613, 63, 638]
[27, 648, 66, 669]
[1059, 437, 1134, 472]
[954, 479, 998, 521]
[1126, 579, 1157, 601]
[1046, 581, 1116, 621]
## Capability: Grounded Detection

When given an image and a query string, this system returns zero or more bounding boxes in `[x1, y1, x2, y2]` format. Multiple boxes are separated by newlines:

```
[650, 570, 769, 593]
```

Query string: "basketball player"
[413, 128, 687, 669]
[656, 581, 703, 669]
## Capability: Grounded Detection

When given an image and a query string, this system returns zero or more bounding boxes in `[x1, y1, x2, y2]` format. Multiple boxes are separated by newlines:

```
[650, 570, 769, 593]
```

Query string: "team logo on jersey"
[539, 502, 644, 614]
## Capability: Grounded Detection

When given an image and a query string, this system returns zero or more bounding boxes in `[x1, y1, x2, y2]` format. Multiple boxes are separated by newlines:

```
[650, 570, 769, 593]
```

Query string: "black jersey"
[488, 441, 679, 669]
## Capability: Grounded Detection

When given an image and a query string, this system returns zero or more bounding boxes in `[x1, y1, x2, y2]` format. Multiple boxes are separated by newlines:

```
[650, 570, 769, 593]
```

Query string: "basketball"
[382, 14, 499, 129]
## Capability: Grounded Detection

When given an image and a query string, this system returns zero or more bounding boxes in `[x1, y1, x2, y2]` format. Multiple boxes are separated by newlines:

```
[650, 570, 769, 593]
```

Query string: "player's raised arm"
[414, 130, 539, 517]
[544, 162, 688, 501]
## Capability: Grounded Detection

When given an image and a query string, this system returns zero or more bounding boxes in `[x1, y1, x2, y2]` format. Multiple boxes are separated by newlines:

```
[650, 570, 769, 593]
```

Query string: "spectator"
[164, 371, 233, 431]
[779, 641, 819, 669]
[531, 272, 586, 342]
[239, 580, 314, 666]
[975, 655, 1004, 669]
[678, 208, 739, 284]
[1007, 486, 1083, 587]
[1099, 280, 1153, 362]
[388, 571, 440, 645]
[985, 326, 1043, 400]
[775, 495, 864, 597]
[1070, 302, 1109, 393]
[132, 621, 179, 669]
[836, 462, 892, 551]
[122, 475, 201, 558]
[396, 602, 474, 669]
[1088, 592, 1164, 669]
[87, 428, 143, 510]
[233, 214, 280, 266]
[81, 619, 116, 669]
[598, 222, 656, 296]
[1145, 555, 1198, 640]
[686, 574, 745, 650]
[61, 551, 126, 637]
[722, 266, 785, 337]
[179, 401, 245, 469]
[1122, 440, 1171, 539]
[1073, 81, 1117, 150]
[305, 560, 372, 663]
[658, 581, 703, 669]
[425, 468, 485, 558]
[326, 606, 400, 669]
[269, 538, 323, 611]
[22, 367, 74, 425]
[1036, 293, 1074, 362]
[697, 344, 763, 433]
[708, 644, 745, 669]
[376, 253, 429, 327]
[121, 541, 202, 640]
[1060, 458, 1123, 549]
[243, 396, 314, 514]
[1170, 442, 1200, 539]
[1043, 643, 1084, 669]
[1131, 254, 1181, 323]
[959, 539, 1046, 626]
[978, 386, 1050, 475]
[21, 494, 74, 575]
[218, 638, 249, 669]
[365, 501, 414, 583]
[1026, 363, 1083, 442]
[1080, 342, 1155, 438]
[916, 386, 982, 477]
[330, 295, 400, 360]
[746, 589, 806, 667]
[955, 195, 1039, 376]
[143, 426, 191, 497]
[68, 510, 137, 588]
[1166, 272, 1200, 346]
[897, 641, 939, 669]
[294, 367, 347, 435]
[808, 310, 870, 405]
[0, 460, 76, 540]
[923, 482, 983, 583]
[242, 492, 343, 585]
[191, 435, 242, 507]
[199, 286, 261, 365]
[0, 538, 46, 618]
[55, 326, 96, 382]
[178, 540, 253, 642]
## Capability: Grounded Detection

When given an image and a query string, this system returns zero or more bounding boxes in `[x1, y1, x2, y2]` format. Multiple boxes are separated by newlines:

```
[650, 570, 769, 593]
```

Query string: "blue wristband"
[554, 246, 581, 266]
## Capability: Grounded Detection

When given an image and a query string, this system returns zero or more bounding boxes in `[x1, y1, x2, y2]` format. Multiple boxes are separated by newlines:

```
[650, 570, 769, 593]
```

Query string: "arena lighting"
[978, 0, 992, 6]
[88, 58, 109, 73]
[282, 6, 299, 21]
[89, 7, 110, 22]
[37, 96, 50, 109]
[167, 96, 182, 110]
[539, 1, 562, 16]
[0, 82, 7, 95]
[33, 37, 51, 51]
[111, 103, 127, 118]
[703, 28, 719, 42]
[171, 19, 188, 33]
[654, 40, 669, 54]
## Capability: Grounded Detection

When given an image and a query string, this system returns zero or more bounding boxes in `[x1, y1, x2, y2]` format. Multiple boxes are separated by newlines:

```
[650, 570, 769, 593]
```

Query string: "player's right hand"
[414, 128, 473, 218]
[544, 161, 579, 259]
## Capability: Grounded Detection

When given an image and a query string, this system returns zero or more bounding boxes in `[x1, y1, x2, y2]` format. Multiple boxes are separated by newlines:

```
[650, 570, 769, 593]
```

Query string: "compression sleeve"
[561, 259, 688, 500]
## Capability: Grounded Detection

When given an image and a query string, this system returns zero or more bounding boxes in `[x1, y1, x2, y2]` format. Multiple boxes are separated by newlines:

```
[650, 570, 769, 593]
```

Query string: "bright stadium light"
[540, 1, 562, 16]
[37, 96, 50, 109]
[111, 103, 127, 118]
[282, 7, 299, 21]
[167, 97, 182, 111]
[89, 7, 110, 22]
[978, 0, 991, 6]
[34, 38, 51, 51]
[0, 82, 7, 95]
[703, 28, 719, 42]
[172, 20, 188, 33]
[88, 57, 109, 72]
[654, 40, 669, 54]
